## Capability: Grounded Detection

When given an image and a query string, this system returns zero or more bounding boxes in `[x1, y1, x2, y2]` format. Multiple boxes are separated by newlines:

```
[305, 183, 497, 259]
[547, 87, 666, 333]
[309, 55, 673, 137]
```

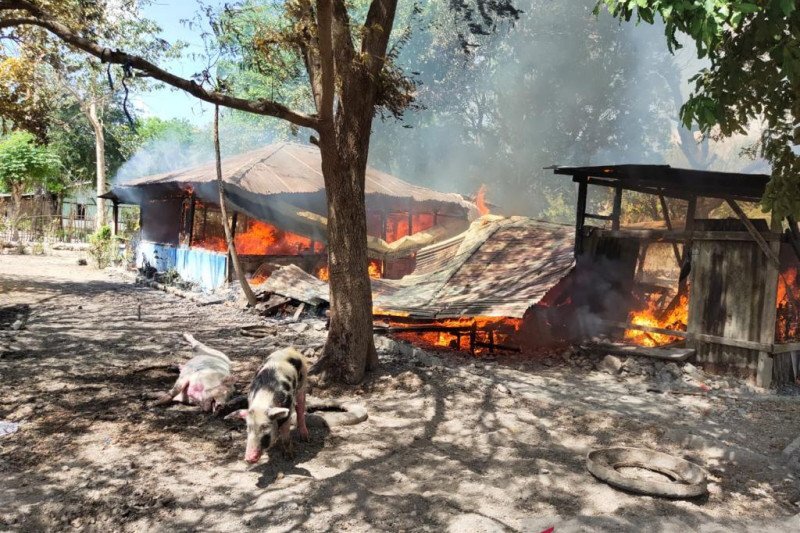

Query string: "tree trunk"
[9, 182, 23, 241]
[213, 105, 258, 308]
[88, 100, 106, 230]
[313, 94, 379, 384]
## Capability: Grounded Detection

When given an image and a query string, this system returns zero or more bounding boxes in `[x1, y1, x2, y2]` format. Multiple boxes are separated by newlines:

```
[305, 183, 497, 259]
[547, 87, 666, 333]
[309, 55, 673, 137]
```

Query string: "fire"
[315, 259, 382, 281]
[476, 185, 490, 216]
[388, 316, 521, 353]
[369, 260, 382, 278]
[776, 266, 800, 341]
[384, 213, 436, 243]
[235, 220, 314, 255]
[192, 236, 227, 253]
[624, 292, 688, 347]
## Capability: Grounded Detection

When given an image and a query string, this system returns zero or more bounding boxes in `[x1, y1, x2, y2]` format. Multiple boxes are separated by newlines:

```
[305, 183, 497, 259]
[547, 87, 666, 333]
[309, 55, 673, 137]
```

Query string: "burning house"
[552, 164, 800, 387]
[102, 143, 477, 289]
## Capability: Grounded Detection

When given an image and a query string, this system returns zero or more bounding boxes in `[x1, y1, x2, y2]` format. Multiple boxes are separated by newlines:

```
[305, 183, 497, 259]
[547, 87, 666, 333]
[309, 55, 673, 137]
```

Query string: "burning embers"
[476, 185, 490, 216]
[624, 291, 688, 347]
[381, 316, 521, 354]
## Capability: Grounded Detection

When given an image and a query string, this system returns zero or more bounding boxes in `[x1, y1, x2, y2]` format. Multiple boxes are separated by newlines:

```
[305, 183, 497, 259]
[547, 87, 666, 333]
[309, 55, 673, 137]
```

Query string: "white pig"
[227, 347, 309, 463]
[152, 333, 236, 413]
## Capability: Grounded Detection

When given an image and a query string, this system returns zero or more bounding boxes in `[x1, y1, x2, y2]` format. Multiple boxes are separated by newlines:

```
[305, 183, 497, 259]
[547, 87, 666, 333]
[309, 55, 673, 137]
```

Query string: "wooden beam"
[725, 197, 781, 269]
[575, 179, 588, 257]
[658, 195, 682, 268]
[601, 319, 775, 352]
[584, 213, 614, 221]
[187, 194, 196, 246]
[682, 196, 696, 264]
[589, 228, 781, 243]
[612, 186, 622, 230]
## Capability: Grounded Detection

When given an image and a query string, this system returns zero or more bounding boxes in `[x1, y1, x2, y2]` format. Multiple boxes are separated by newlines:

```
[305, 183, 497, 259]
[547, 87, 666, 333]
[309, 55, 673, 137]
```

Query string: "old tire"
[586, 447, 707, 499]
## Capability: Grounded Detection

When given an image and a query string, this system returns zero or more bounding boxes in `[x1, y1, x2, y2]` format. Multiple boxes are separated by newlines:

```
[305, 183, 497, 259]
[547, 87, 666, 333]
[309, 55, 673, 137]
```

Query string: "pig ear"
[267, 407, 290, 420]
[224, 409, 248, 420]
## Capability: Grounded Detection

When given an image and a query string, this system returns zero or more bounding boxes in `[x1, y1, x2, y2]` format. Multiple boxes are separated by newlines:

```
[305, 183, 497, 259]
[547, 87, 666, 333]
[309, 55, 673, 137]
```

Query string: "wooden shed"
[552, 164, 799, 387]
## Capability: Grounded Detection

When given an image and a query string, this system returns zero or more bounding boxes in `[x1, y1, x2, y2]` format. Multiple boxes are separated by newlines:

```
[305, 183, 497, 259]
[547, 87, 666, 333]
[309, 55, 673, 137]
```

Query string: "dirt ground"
[2, 252, 800, 532]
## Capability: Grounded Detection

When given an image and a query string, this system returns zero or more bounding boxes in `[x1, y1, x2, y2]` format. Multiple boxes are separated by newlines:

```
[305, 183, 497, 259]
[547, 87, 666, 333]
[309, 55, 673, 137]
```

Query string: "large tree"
[0, 0, 521, 384]
[601, 0, 799, 217]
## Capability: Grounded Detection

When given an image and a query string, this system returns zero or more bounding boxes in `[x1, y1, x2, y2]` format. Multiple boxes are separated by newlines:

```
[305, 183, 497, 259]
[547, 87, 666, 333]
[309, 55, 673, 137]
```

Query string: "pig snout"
[244, 446, 262, 464]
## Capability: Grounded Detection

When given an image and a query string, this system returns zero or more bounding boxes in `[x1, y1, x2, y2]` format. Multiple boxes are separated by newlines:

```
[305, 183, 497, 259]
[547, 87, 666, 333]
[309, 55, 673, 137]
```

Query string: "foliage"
[0, 131, 60, 193]
[88, 224, 115, 268]
[600, 0, 800, 217]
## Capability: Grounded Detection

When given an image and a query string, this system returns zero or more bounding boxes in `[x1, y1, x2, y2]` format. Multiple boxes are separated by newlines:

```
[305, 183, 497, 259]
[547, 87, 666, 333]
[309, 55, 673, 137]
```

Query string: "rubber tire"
[587, 447, 708, 499]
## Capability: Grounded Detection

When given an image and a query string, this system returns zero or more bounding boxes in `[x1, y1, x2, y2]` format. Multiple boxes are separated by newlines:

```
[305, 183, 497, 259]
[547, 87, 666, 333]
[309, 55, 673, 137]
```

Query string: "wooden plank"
[771, 342, 800, 355]
[585, 213, 614, 221]
[612, 186, 622, 230]
[725, 198, 781, 269]
[582, 341, 694, 361]
[658, 195, 682, 267]
[590, 228, 780, 243]
[603, 319, 688, 339]
[575, 179, 588, 256]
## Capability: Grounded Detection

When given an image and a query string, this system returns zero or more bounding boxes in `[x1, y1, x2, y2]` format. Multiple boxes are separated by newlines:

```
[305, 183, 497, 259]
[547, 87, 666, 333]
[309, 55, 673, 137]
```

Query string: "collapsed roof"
[258, 216, 576, 319]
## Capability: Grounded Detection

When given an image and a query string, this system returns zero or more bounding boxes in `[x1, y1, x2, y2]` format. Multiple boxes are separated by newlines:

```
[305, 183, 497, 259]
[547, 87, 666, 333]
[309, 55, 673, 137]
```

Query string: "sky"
[137, 0, 227, 125]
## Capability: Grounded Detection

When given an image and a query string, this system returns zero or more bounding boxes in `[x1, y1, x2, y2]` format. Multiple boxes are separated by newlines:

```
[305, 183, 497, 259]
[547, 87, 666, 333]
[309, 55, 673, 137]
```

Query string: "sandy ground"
[2, 252, 800, 532]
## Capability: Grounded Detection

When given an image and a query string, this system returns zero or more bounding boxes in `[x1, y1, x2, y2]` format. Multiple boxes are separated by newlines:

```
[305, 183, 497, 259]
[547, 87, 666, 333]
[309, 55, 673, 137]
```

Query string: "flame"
[315, 259, 382, 281]
[369, 260, 382, 278]
[235, 220, 314, 255]
[624, 292, 688, 347]
[384, 213, 436, 243]
[192, 236, 227, 253]
[476, 185, 490, 216]
[776, 266, 800, 341]
[387, 316, 521, 353]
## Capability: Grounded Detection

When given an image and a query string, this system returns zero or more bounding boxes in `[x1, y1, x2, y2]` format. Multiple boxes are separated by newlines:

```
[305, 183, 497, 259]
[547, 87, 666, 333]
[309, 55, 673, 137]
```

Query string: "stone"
[597, 355, 624, 375]
[289, 322, 309, 334]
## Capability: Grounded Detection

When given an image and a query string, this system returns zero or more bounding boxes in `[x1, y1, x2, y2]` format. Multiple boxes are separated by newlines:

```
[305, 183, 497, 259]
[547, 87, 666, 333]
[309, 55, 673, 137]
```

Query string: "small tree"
[0, 131, 60, 239]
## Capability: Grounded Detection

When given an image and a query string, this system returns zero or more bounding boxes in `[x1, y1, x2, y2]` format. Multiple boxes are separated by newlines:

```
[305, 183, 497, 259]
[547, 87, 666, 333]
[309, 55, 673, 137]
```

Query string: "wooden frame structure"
[553, 164, 798, 387]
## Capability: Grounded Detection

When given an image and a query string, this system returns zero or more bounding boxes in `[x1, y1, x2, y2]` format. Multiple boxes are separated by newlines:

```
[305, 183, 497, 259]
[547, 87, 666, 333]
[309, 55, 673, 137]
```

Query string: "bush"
[31, 242, 45, 255]
[88, 225, 116, 268]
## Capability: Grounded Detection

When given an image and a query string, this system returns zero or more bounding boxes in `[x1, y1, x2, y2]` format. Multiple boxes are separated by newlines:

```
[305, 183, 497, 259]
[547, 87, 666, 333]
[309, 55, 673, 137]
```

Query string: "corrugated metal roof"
[373, 216, 575, 318]
[119, 142, 472, 207]
[257, 216, 575, 319]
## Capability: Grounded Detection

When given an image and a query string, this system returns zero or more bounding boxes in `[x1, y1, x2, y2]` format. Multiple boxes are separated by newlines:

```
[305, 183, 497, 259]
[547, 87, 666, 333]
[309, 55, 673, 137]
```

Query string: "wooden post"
[611, 185, 622, 230]
[575, 178, 588, 257]
[187, 193, 196, 246]
[407, 201, 414, 237]
[658, 195, 682, 268]
[469, 323, 477, 356]
[227, 212, 239, 283]
[682, 196, 697, 264]
[112, 200, 119, 237]
[756, 214, 782, 388]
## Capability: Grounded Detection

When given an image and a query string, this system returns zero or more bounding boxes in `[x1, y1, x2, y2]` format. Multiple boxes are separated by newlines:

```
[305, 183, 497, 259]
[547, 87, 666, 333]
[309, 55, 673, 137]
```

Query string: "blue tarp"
[176, 247, 228, 290]
[137, 241, 177, 272]
[137, 241, 228, 290]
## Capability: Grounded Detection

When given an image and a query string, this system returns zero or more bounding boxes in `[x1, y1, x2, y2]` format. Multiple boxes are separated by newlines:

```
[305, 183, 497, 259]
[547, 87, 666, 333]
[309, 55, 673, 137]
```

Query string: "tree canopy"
[601, 0, 800, 217]
[0, 130, 60, 193]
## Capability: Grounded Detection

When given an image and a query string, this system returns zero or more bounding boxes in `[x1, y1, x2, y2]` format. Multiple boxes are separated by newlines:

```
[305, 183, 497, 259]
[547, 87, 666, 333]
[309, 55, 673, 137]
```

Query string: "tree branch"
[362, 0, 398, 77]
[0, 7, 319, 130]
[331, 0, 355, 69]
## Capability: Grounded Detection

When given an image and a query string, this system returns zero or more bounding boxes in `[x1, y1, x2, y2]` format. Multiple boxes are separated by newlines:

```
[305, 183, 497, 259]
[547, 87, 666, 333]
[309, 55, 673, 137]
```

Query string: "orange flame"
[315, 259, 382, 281]
[624, 293, 688, 347]
[388, 316, 520, 353]
[476, 185, 490, 216]
[384, 213, 436, 243]
[235, 220, 313, 255]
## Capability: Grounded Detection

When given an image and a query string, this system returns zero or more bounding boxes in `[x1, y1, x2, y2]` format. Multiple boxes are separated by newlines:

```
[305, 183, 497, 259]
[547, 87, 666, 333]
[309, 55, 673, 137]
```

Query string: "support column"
[112, 200, 119, 237]
[574, 178, 588, 257]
